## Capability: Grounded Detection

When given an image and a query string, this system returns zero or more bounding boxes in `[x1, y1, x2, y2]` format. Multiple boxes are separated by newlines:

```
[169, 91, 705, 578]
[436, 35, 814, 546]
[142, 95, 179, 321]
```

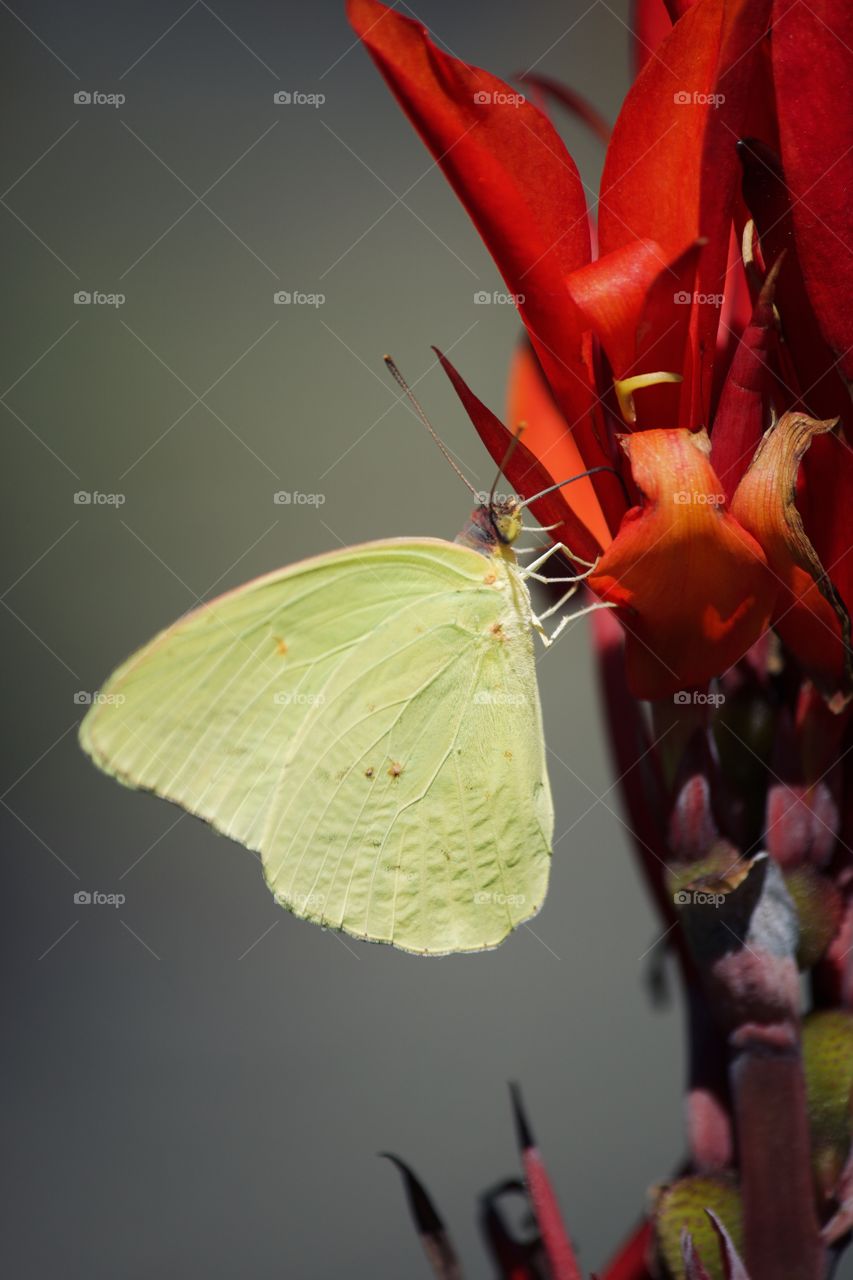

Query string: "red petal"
[588, 429, 776, 699]
[434, 347, 605, 564]
[772, 0, 853, 382]
[566, 239, 702, 430]
[712, 227, 756, 407]
[710, 256, 783, 501]
[346, 0, 620, 524]
[600, 0, 773, 426]
[738, 139, 851, 430]
[630, 0, 674, 77]
[799, 432, 853, 630]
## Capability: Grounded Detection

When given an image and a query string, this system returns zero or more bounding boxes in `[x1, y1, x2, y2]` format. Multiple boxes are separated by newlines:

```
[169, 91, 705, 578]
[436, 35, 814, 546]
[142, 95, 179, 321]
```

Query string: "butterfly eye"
[492, 504, 523, 544]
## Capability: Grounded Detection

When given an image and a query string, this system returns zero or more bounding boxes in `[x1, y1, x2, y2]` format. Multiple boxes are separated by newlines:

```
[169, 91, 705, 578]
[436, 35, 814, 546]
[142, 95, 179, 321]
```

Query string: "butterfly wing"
[81, 539, 552, 953]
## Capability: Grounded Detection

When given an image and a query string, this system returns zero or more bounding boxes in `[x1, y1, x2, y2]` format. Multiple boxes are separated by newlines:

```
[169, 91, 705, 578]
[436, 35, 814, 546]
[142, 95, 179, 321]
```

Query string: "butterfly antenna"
[488, 423, 525, 508]
[384, 355, 478, 497]
[518, 464, 630, 509]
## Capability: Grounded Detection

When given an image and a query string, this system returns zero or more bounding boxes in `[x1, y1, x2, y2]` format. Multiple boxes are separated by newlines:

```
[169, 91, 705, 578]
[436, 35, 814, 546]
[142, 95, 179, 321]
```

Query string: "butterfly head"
[488, 496, 523, 545]
[456, 496, 523, 556]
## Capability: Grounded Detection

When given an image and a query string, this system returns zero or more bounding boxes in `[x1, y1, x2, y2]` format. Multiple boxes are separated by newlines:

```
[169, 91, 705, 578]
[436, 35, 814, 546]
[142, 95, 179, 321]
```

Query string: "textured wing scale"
[80, 539, 553, 953]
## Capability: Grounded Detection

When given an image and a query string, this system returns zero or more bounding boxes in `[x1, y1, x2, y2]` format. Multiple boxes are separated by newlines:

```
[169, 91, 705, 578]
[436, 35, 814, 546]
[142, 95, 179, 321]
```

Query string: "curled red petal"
[730, 411, 853, 703]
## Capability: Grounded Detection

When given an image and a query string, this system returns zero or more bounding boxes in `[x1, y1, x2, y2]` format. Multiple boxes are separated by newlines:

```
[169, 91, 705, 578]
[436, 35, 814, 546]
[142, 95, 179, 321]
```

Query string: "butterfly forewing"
[80, 538, 553, 954]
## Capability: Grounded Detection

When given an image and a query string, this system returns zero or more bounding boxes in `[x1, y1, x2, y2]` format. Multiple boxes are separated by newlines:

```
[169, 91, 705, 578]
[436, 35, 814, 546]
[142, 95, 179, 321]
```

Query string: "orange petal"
[588, 429, 776, 700]
[730, 411, 852, 705]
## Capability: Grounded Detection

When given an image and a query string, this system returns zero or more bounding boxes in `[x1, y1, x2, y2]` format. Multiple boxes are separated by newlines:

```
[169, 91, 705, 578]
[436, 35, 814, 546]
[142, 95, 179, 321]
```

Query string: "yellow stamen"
[613, 371, 683, 425]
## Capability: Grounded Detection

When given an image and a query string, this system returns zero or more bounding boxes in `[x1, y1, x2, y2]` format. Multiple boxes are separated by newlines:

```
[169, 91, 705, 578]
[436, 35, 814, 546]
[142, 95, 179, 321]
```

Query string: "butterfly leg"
[537, 582, 580, 621]
[520, 541, 598, 583]
[537, 599, 619, 645]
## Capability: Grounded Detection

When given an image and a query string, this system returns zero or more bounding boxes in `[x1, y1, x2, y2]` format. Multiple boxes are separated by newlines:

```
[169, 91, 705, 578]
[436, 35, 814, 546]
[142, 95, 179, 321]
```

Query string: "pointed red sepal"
[510, 1085, 583, 1280]
[599, 1218, 654, 1280]
[434, 346, 607, 565]
[516, 72, 611, 145]
[381, 1153, 462, 1279]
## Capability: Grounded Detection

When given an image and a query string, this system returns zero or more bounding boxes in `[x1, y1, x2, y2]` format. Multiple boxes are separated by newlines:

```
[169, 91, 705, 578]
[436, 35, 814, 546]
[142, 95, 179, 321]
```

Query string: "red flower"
[347, 0, 853, 703]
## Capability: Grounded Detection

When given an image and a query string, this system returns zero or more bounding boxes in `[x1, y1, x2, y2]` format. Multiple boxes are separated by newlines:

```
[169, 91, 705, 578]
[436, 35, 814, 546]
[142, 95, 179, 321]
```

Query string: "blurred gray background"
[2, 2, 689, 1276]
